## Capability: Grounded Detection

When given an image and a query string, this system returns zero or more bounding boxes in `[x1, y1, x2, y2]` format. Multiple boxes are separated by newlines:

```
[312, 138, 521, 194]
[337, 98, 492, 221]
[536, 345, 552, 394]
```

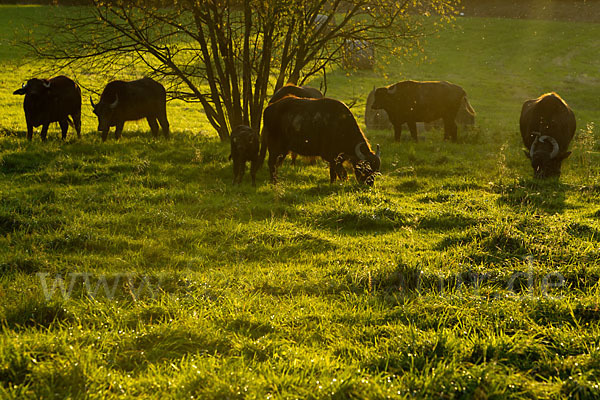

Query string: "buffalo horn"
[539, 135, 559, 159]
[355, 142, 366, 160]
[90, 96, 96, 108]
[43, 81, 51, 89]
[109, 94, 119, 109]
[21, 83, 25, 89]
[530, 132, 541, 159]
[388, 85, 397, 95]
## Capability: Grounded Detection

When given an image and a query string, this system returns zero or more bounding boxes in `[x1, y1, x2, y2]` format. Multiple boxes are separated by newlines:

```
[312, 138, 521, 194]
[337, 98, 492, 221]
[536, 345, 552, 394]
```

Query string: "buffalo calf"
[230, 125, 260, 186]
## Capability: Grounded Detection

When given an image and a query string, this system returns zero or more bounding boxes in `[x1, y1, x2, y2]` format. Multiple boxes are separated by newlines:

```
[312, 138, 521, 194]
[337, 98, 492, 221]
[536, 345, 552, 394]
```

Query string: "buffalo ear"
[523, 149, 531, 159]
[13, 88, 26, 95]
[558, 151, 572, 160]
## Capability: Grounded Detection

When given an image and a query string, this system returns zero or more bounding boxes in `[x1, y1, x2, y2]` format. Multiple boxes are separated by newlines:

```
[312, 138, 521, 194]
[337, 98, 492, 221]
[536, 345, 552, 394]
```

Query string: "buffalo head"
[525, 133, 571, 178]
[90, 94, 119, 141]
[370, 86, 395, 111]
[353, 142, 381, 186]
[13, 79, 51, 97]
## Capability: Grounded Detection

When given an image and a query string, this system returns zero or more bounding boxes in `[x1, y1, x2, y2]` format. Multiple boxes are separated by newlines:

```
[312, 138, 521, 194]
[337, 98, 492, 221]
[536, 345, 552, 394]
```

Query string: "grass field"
[1, 5, 600, 399]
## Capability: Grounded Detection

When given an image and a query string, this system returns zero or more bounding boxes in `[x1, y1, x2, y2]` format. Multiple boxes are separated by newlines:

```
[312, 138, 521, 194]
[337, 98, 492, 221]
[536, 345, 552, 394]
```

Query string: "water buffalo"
[90, 77, 169, 142]
[520, 92, 575, 178]
[365, 86, 475, 132]
[229, 125, 260, 186]
[269, 84, 324, 165]
[13, 76, 81, 141]
[371, 80, 475, 141]
[259, 96, 381, 185]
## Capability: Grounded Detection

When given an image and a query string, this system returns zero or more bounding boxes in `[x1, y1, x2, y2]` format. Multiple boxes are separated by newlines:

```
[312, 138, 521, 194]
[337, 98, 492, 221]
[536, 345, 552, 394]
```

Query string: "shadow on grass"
[313, 207, 478, 234]
[108, 326, 232, 372]
[0, 149, 60, 174]
[372, 258, 600, 302]
[493, 178, 568, 214]
[2, 298, 73, 330]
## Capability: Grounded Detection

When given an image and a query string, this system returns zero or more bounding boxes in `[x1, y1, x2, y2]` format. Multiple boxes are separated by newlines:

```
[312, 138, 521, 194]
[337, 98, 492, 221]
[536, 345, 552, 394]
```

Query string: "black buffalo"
[90, 78, 170, 142]
[269, 84, 324, 165]
[520, 92, 575, 178]
[229, 125, 260, 186]
[260, 96, 381, 185]
[371, 80, 475, 141]
[13, 76, 81, 141]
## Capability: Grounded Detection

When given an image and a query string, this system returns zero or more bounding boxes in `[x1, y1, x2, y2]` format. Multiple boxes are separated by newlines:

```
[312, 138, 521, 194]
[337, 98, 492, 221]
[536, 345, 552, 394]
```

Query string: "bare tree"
[29, 0, 459, 141]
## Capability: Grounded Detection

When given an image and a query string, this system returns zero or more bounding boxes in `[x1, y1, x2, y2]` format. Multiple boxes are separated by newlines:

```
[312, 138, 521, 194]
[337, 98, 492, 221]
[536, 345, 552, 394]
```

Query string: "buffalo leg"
[147, 117, 159, 138]
[72, 113, 82, 138]
[443, 118, 458, 142]
[26, 123, 33, 141]
[59, 119, 69, 140]
[407, 121, 418, 141]
[393, 123, 402, 141]
[329, 162, 337, 183]
[238, 161, 246, 184]
[232, 157, 241, 184]
[250, 158, 258, 187]
[268, 153, 281, 183]
[291, 152, 298, 166]
[157, 109, 170, 139]
[40, 124, 49, 142]
[334, 153, 348, 180]
[114, 121, 124, 140]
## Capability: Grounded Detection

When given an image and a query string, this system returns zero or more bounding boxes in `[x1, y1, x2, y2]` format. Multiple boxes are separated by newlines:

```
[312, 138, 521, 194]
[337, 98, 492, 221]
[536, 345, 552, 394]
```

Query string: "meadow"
[1, 4, 600, 399]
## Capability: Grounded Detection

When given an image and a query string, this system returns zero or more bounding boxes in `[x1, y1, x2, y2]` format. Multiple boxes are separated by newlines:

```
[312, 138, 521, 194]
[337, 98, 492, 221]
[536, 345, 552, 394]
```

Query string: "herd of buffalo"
[12, 75, 576, 184]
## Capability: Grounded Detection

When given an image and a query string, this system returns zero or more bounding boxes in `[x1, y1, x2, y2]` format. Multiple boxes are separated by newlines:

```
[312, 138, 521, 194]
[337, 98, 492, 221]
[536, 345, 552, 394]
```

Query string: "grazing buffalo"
[259, 96, 381, 185]
[13, 76, 81, 141]
[229, 125, 260, 186]
[520, 92, 575, 178]
[371, 80, 475, 141]
[269, 84, 324, 165]
[90, 77, 169, 142]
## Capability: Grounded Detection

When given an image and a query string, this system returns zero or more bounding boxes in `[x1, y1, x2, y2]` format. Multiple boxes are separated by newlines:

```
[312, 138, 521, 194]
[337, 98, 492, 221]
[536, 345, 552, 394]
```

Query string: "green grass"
[2, 5, 600, 399]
